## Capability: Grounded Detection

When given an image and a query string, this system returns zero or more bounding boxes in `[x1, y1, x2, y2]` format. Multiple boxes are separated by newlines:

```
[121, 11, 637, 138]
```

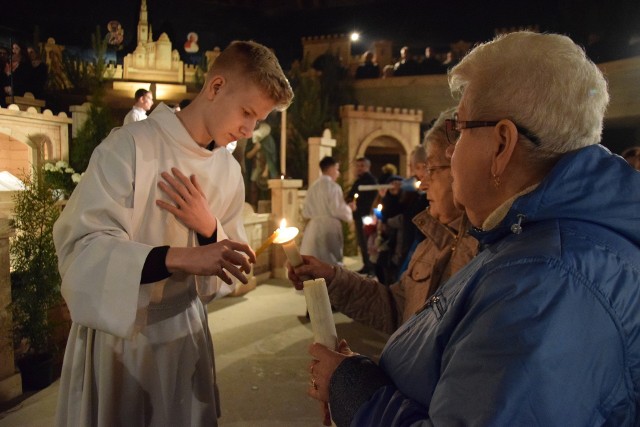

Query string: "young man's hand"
[156, 167, 217, 237]
[166, 239, 256, 284]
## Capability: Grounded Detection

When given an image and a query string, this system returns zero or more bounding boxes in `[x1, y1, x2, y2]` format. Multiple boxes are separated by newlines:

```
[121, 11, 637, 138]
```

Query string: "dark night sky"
[2, 0, 639, 66]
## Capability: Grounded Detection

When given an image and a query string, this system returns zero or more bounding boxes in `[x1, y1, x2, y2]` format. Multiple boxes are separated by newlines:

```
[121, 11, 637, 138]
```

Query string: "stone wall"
[0, 105, 72, 182]
[352, 56, 640, 147]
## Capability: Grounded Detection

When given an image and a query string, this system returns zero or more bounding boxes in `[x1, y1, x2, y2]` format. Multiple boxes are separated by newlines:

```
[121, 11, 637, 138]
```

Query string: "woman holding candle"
[294, 32, 640, 426]
[289, 108, 477, 335]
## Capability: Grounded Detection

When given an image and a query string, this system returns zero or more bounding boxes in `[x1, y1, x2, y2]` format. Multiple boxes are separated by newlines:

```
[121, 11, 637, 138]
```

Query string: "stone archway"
[0, 132, 35, 179]
[0, 106, 71, 180]
[361, 133, 406, 179]
[340, 105, 422, 182]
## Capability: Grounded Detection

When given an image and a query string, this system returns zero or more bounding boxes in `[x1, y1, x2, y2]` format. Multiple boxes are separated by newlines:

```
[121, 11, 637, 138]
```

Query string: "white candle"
[280, 109, 287, 176]
[281, 238, 303, 267]
[357, 184, 393, 191]
[274, 222, 304, 266]
[303, 278, 338, 349]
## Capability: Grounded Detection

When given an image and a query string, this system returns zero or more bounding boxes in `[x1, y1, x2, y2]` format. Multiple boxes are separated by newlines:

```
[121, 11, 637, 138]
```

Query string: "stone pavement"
[0, 266, 390, 427]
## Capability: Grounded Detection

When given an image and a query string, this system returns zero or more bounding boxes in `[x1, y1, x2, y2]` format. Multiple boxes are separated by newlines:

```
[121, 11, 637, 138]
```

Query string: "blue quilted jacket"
[329, 145, 640, 426]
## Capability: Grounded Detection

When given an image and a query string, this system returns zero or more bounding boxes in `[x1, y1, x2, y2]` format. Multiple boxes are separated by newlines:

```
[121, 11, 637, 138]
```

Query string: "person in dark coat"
[346, 157, 377, 274]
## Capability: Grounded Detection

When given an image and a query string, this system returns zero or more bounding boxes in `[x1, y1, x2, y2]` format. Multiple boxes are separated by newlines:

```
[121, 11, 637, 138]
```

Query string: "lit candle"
[303, 278, 337, 349]
[415, 180, 421, 189]
[274, 219, 303, 267]
[373, 203, 383, 219]
[254, 227, 281, 258]
[353, 192, 359, 201]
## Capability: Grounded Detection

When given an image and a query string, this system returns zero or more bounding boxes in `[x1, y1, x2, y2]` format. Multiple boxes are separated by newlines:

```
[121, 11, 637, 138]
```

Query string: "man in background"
[301, 156, 353, 264]
[123, 88, 153, 125]
[347, 157, 377, 275]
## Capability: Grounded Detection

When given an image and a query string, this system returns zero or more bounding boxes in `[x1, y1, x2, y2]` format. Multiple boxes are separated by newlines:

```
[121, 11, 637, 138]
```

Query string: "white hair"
[449, 31, 609, 159]
[424, 107, 456, 158]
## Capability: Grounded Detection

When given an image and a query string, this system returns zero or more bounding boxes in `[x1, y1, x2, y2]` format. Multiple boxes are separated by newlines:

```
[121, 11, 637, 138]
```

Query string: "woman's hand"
[286, 255, 336, 290]
[156, 167, 217, 237]
[308, 339, 356, 402]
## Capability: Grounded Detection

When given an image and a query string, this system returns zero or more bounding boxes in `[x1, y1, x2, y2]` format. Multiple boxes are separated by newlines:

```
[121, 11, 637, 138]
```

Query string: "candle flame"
[354, 193, 359, 199]
[377, 204, 382, 210]
[279, 218, 287, 229]
[280, 175, 284, 180]
[415, 180, 421, 188]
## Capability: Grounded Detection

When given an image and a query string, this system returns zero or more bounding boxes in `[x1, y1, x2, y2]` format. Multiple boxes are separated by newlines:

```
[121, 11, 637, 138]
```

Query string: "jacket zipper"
[417, 294, 445, 319]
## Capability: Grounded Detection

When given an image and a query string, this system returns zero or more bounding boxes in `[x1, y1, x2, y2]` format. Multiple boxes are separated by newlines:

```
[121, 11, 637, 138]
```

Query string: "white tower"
[137, 0, 149, 44]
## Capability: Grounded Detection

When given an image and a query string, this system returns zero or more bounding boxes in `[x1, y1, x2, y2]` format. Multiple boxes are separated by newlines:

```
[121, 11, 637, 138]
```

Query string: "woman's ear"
[491, 119, 519, 177]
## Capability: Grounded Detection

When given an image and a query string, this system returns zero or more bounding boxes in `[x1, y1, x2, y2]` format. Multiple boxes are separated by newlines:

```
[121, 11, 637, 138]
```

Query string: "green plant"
[286, 52, 354, 183]
[43, 161, 82, 198]
[69, 96, 114, 172]
[10, 168, 62, 356]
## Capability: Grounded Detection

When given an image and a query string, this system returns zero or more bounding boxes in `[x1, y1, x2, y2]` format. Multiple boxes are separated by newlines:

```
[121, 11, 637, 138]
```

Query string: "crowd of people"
[356, 45, 459, 80]
[292, 30, 640, 427]
[0, 42, 48, 105]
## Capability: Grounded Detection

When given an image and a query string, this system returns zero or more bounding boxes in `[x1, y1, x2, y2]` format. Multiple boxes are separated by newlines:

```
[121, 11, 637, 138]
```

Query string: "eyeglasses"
[425, 165, 450, 178]
[444, 114, 540, 146]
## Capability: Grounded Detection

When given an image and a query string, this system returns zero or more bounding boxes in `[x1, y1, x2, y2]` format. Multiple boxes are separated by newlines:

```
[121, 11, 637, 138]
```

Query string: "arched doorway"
[363, 135, 406, 181]
[0, 133, 32, 179]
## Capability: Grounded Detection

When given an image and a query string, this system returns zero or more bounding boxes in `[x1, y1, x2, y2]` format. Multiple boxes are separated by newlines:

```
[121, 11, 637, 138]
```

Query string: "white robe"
[123, 106, 148, 125]
[300, 175, 352, 264]
[53, 103, 247, 427]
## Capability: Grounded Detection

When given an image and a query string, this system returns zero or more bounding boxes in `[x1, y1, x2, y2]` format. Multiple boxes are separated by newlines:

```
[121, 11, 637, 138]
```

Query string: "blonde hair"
[209, 40, 294, 111]
[449, 31, 609, 159]
[381, 163, 397, 175]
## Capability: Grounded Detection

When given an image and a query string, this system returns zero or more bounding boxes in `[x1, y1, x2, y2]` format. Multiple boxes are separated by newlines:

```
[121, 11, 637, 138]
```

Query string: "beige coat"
[327, 209, 478, 334]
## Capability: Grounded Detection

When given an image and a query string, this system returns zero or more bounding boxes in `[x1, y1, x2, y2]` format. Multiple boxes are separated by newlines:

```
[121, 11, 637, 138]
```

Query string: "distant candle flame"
[354, 193, 359, 199]
[377, 204, 382, 210]
[415, 180, 421, 189]
[279, 218, 287, 229]
[280, 175, 284, 180]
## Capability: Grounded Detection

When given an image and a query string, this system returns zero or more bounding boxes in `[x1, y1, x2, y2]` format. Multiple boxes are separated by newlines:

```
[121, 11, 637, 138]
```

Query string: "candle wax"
[303, 278, 338, 349]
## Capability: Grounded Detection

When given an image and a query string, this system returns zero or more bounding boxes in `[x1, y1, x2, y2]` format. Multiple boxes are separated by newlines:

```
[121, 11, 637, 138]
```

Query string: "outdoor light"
[350, 32, 360, 42]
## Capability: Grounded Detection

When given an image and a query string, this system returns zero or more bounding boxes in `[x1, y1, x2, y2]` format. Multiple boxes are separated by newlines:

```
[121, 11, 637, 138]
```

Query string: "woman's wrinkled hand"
[286, 255, 336, 290]
[307, 339, 356, 403]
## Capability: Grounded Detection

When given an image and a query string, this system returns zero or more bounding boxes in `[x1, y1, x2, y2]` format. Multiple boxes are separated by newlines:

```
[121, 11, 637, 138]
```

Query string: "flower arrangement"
[43, 161, 82, 198]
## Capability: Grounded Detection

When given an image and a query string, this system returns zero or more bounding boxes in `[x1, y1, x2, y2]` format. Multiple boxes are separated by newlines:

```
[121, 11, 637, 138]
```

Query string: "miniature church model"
[122, 0, 184, 83]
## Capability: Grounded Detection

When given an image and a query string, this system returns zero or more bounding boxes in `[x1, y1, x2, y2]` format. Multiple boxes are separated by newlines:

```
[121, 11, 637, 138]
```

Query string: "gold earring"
[492, 174, 501, 187]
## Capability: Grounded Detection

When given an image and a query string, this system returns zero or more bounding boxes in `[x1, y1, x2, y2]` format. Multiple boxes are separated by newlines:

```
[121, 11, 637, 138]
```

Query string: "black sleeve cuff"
[329, 355, 393, 427]
[140, 245, 171, 284]
[197, 229, 217, 246]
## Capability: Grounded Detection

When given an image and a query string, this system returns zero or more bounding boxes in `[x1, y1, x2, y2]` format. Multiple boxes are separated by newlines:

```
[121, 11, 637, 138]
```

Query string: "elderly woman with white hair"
[301, 31, 640, 426]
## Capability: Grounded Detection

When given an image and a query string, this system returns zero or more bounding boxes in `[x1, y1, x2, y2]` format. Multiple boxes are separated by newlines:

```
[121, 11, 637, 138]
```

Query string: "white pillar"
[307, 129, 336, 186]
[69, 102, 91, 138]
